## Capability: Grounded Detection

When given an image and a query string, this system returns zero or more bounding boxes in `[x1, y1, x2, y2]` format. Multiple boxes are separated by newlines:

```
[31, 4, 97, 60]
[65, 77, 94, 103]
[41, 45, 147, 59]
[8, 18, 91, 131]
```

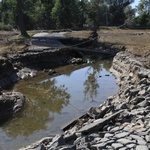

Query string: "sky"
[131, 0, 140, 8]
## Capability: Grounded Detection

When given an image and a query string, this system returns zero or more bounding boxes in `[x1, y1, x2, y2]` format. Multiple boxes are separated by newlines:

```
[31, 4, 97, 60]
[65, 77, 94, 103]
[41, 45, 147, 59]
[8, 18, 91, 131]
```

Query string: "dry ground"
[0, 30, 33, 57]
[0, 28, 150, 57]
[0, 31, 21, 52]
[66, 28, 150, 57]
[99, 28, 150, 56]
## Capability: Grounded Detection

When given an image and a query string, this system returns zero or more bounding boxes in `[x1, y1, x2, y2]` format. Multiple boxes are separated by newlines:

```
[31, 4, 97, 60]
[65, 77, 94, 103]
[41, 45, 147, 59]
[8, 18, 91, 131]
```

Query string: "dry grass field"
[66, 28, 150, 57]
[0, 30, 33, 55]
[99, 28, 150, 56]
[0, 28, 150, 57]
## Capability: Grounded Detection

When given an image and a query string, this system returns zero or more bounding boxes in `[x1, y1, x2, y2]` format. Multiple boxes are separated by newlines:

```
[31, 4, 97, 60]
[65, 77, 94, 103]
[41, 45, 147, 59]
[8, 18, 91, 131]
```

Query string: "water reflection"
[102, 59, 112, 71]
[3, 78, 70, 137]
[0, 59, 119, 150]
[83, 62, 102, 100]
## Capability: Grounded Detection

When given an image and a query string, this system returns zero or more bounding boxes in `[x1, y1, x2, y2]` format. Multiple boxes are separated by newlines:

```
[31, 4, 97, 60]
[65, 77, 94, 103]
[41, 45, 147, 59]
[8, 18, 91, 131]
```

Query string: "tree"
[138, 0, 150, 14]
[51, 0, 80, 29]
[0, 0, 137, 30]
[107, 0, 134, 25]
[124, 5, 136, 27]
[87, 0, 107, 27]
[0, 0, 16, 26]
[86, 0, 134, 27]
[40, 0, 55, 29]
[136, 0, 150, 27]
[0, 0, 29, 37]
[76, 0, 89, 28]
[16, 0, 29, 37]
[28, 0, 55, 29]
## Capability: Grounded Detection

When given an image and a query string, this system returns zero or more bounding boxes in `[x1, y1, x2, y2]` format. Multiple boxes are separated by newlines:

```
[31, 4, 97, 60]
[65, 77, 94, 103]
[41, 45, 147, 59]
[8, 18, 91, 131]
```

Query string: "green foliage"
[0, 0, 16, 27]
[107, 0, 134, 26]
[137, 0, 150, 15]
[87, 0, 106, 27]
[51, 0, 81, 29]
[0, 23, 13, 31]
[136, 0, 150, 27]
[0, 0, 149, 30]
[124, 6, 136, 27]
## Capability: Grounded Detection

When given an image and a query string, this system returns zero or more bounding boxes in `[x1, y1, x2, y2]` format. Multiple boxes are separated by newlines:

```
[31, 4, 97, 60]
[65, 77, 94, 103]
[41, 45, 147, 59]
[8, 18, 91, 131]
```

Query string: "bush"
[0, 23, 13, 31]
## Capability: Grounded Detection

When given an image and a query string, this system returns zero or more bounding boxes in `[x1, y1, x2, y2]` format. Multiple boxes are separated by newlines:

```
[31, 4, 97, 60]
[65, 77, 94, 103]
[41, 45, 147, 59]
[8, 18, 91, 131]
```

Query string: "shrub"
[0, 23, 13, 31]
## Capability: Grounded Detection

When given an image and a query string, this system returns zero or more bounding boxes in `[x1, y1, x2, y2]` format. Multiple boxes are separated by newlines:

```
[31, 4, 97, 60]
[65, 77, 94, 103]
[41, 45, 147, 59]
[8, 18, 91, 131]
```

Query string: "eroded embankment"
[0, 48, 84, 88]
[20, 51, 150, 150]
[0, 35, 121, 88]
[0, 46, 85, 124]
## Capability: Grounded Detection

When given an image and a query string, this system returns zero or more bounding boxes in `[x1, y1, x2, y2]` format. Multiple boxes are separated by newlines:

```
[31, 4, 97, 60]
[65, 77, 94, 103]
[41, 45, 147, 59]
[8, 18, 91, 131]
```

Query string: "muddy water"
[0, 59, 119, 150]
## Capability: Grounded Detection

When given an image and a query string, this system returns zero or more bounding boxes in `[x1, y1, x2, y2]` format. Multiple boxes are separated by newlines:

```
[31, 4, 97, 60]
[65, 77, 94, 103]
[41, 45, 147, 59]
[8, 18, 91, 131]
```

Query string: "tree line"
[0, 0, 150, 36]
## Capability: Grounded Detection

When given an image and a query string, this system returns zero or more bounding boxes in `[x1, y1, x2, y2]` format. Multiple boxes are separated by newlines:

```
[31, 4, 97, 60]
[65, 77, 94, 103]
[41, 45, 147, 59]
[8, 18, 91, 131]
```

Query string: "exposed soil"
[66, 28, 150, 68]
[1, 28, 150, 55]
[0, 28, 150, 68]
[66, 28, 150, 56]
[0, 30, 31, 57]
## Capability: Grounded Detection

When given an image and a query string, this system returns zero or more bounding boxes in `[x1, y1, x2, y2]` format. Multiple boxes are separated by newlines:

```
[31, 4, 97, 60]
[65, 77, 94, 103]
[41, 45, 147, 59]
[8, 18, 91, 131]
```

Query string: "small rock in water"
[105, 74, 110, 76]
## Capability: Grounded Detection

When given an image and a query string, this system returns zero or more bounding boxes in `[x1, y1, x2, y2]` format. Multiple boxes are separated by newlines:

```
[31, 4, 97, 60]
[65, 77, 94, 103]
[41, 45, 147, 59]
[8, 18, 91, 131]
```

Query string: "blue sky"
[131, 0, 140, 8]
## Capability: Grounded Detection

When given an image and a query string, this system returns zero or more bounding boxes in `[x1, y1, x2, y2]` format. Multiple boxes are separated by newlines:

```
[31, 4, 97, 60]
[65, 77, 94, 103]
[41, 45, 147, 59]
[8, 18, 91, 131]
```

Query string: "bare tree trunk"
[16, 0, 29, 37]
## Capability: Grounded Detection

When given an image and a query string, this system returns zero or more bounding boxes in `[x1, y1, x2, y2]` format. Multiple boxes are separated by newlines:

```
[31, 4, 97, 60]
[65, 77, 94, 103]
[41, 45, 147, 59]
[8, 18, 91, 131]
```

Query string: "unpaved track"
[30, 32, 66, 48]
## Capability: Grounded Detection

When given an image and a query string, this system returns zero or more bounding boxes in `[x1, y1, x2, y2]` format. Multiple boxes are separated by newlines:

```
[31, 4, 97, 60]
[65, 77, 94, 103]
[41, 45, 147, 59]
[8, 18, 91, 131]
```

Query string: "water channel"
[0, 58, 119, 150]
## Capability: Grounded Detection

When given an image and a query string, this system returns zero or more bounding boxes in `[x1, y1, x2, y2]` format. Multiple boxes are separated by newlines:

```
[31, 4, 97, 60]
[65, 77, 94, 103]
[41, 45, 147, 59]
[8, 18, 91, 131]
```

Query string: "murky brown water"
[0, 59, 119, 150]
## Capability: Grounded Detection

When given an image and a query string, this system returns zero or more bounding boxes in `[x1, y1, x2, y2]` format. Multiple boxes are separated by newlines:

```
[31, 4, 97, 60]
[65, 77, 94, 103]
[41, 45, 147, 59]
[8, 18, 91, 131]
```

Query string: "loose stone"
[145, 135, 150, 142]
[117, 138, 135, 145]
[136, 145, 149, 150]
[111, 143, 124, 149]
[115, 132, 130, 138]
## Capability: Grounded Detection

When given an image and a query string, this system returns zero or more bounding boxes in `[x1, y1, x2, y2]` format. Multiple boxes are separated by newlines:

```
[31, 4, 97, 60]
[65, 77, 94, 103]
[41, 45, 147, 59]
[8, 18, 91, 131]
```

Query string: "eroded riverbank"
[20, 51, 150, 150]
[0, 31, 149, 150]
[0, 58, 119, 150]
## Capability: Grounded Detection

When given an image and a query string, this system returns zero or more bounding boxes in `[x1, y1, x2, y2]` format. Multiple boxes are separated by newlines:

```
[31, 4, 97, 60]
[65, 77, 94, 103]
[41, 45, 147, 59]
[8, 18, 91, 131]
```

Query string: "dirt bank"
[0, 30, 118, 88]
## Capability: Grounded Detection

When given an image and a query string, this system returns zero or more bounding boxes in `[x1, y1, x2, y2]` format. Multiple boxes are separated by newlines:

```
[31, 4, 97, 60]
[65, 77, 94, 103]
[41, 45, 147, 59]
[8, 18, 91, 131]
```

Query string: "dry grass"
[0, 31, 23, 53]
[66, 28, 150, 56]
[0, 28, 150, 57]
[65, 30, 91, 39]
[99, 28, 150, 56]
[0, 30, 34, 54]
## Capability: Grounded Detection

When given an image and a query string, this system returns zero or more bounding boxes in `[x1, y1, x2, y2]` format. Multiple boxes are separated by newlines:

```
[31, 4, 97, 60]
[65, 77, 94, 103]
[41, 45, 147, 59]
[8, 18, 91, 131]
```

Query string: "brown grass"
[0, 30, 34, 54]
[66, 28, 150, 56]
[99, 28, 150, 56]
[0, 28, 150, 57]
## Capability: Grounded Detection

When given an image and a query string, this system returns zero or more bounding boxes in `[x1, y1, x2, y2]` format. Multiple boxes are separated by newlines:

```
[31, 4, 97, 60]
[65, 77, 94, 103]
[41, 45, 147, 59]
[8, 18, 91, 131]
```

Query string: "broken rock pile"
[0, 91, 26, 123]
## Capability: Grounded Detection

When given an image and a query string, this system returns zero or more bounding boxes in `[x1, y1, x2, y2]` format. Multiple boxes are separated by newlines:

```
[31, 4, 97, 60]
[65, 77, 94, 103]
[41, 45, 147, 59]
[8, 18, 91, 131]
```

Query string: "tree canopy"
[0, 0, 150, 36]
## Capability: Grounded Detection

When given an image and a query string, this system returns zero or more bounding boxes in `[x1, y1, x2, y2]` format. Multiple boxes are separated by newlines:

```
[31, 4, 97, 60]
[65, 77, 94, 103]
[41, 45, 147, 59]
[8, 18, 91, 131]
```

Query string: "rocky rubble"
[8, 48, 83, 69]
[0, 91, 26, 123]
[20, 51, 150, 150]
[0, 47, 84, 88]
[0, 57, 18, 88]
